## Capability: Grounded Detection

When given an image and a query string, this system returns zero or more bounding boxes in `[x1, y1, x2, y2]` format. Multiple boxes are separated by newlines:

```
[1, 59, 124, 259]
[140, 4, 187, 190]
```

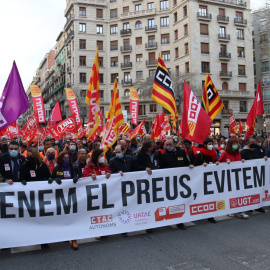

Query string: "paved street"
[1, 208, 270, 270]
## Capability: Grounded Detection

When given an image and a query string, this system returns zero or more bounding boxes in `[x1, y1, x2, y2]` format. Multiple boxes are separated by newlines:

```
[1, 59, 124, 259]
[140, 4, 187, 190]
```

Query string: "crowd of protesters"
[0, 132, 268, 250]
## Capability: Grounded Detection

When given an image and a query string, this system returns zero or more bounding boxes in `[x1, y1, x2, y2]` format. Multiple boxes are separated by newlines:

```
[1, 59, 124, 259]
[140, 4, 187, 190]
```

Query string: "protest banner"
[0, 159, 269, 249]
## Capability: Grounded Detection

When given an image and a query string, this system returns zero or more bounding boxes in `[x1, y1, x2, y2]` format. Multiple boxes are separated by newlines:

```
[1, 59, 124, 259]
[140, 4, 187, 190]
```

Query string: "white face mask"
[99, 157, 105, 163]
[220, 144, 225, 149]
[214, 144, 218, 149]
[207, 145, 213, 151]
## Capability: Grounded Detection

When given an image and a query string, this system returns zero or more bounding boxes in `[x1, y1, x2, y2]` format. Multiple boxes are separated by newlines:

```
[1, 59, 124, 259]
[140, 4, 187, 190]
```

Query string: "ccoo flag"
[202, 73, 224, 120]
[182, 81, 212, 144]
[152, 54, 178, 121]
[229, 111, 238, 134]
[30, 85, 46, 123]
[0, 61, 30, 130]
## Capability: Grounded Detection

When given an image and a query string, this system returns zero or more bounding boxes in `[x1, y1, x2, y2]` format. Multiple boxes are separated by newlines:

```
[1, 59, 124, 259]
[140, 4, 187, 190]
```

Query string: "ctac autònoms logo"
[155, 205, 185, 222]
[89, 214, 116, 230]
[229, 194, 260, 209]
[262, 190, 270, 202]
[117, 210, 132, 224]
[190, 200, 225, 216]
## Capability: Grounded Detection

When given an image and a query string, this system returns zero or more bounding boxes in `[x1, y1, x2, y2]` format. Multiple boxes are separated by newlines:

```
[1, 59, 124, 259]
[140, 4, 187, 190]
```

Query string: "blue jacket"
[109, 155, 134, 173]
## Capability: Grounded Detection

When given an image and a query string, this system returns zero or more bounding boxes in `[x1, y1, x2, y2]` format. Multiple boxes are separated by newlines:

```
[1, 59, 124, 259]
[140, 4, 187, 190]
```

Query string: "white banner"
[0, 159, 270, 249]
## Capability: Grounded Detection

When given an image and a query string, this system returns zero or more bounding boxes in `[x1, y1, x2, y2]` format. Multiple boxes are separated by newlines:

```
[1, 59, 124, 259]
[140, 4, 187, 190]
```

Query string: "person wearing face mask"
[213, 139, 221, 159]
[0, 141, 25, 185]
[218, 140, 226, 154]
[68, 141, 78, 163]
[43, 148, 57, 176]
[0, 137, 9, 155]
[109, 145, 134, 176]
[83, 149, 111, 180]
[81, 136, 88, 149]
[254, 136, 265, 156]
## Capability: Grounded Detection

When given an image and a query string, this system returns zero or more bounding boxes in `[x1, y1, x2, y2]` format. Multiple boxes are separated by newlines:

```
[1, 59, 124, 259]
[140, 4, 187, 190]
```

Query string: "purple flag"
[0, 61, 30, 130]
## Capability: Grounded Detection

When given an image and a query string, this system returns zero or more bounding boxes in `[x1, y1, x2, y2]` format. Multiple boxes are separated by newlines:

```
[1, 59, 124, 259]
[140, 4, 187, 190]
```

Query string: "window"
[150, 104, 157, 112]
[201, 43, 209, 54]
[110, 40, 118, 50]
[79, 39, 86, 49]
[222, 82, 228, 90]
[223, 100, 228, 109]
[79, 23, 86, 32]
[148, 19, 155, 27]
[110, 24, 118, 34]
[236, 11, 243, 19]
[202, 62, 210, 73]
[173, 0, 177, 6]
[148, 2, 154, 9]
[262, 61, 269, 72]
[136, 54, 142, 62]
[149, 70, 155, 78]
[237, 47, 245, 57]
[124, 72, 131, 82]
[240, 101, 247, 112]
[135, 4, 142, 11]
[124, 89, 130, 97]
[160, 0, 169, 10]
[185, 43, 189, 54]
[124, 106, 130, 114]
[184, 24, 188, 35]
[139, 105, 146, 115]
[81, 90, 86, 97]
[199, 5, 207, 16]
[97, 25, 103, 34]
[239, 83, 246, 91]
[174, 30, 178, 40]
[100, 74, 104, 83]
[175, 47, 179, 59]
[220, 44, 226, 54]
[99, 57, 103, 67]
[219, 8, 225, 16]
[161, 51, 170, 61]
[97, 40, 103, 50]
[161, 33, 170, 44]
[174, 12, 178, 23]
[136, 71, 143, 79]
[236, 29, 244, 40]
[175, 65, 179, 76]
[136, 37, 142, 45]
[148, 35, 155, 45]
[80, 73, 86, 83]
[221, 63, 227, 72]
[96, 9, 103, 18]
[123, 6, 129, 13]
[185, 62, 189, 73]
[238, 65, 245, 76]
[183, 6, 187, 17]
[79, 56, 86, 66]
[111, 57, 118, 67]
[200, 24, 208, 35]
[110, 9, 117, 18]
[161, 17, 169, 27]
[111, 73, 118, 83]
[124, 55, 130, 64]
[135, 21, 142, 28]
[219, 26, 226, 36]
[79, 7, 86, 16]
[100, 90, 104, 99]
[123, 22, 130, 30]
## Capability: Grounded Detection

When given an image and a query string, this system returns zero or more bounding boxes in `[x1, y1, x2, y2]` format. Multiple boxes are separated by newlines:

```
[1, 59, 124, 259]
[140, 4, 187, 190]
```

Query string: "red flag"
[177, 122, 182, 138]
[163, 121, 171, 132]
[51, 101, 63, 126]
[128, 119, 145, 139]
[151, 113, 160, 140]
[229, 111, 238, 134]
[159, 110, 165, 129]
[238, 119, 243, 134]
[20, 113, 39, 139]
[245, 81, 264, 139]
[182, 81, 212, 144]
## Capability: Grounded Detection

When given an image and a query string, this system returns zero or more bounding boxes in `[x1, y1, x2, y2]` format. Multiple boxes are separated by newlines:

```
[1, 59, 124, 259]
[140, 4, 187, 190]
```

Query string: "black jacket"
[194, 153, 216, 166]
[0, 153, 25, 182]
[73, 160, 86, 178]
[159, 148, 189, 169]
[109, 155, 134, 173]
[240, 146, 263, 160]
[52, 165, 75, 180]
[134, 149, 158, 171]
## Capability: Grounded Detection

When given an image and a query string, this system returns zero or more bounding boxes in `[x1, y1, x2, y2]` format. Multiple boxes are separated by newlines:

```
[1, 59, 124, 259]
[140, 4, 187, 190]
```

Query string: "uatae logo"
[117, 210, 132, 224]
[57, 118, 75, 133]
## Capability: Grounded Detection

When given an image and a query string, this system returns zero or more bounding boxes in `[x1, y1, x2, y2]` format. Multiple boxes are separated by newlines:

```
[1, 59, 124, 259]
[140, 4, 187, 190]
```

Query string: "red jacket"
[83, 164, 112, 177]
[218, 151, 242, 163]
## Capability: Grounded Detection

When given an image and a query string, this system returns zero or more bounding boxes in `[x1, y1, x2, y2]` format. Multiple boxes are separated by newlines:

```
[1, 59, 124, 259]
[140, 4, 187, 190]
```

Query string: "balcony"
[219, 90, 253, 98]
[145, 25, 157, 32]
[197, 12, 212, 21]
[121, 8, 156, 19]
[199, 0, 246, 8]
[67, 50, 71, 58]
[120, 29, 132, 36]
[145, 42, 157, 49]
[121, 79, 132, 86]
[161, 38, 170, 44]
[221, 108, 232, 115]
[219, 52, 231, 60]
[64, 14, 75, 30]
[67, 66, 71, 74]
[110, 45, 118, 51]
[146, 59, 158, 66]
[120, 45, 132, 52]
[218, 33, 230, 42]
[220, 71, 232, 78]
[238, 70, 246, 76]
[60, 66, 65, 75]
[262, 80, 270, 87]
[121, 62, 132, 69]
[217, 15, 229, 24]
[65, 30, 74, 44]
[234, 17, 247, 26]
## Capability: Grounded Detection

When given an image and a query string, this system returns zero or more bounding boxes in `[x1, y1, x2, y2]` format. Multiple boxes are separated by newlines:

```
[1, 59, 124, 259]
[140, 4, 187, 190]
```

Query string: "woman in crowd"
[83, 149, 111, 180]
[218, 139, 226, 154]
[43, 147, 57, 176]
[218, 138, 248, 219]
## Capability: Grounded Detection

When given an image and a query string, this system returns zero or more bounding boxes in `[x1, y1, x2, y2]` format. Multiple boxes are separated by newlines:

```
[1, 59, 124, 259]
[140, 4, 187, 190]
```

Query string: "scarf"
[44, 157, 57, 175]
[200, 148, 217, 162]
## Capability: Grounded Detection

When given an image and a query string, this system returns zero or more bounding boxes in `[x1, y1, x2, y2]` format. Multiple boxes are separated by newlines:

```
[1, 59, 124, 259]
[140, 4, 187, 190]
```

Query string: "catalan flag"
[202, 73, 224, 120]
[152, 54, 178, 125]
[85, 47, 100, 139]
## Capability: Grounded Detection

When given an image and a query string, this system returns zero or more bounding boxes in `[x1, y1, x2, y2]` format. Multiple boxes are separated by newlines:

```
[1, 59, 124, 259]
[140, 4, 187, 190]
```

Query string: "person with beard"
[0, 141, 25, 184]
[0, 137, 9, 155]
[20, 148, 51, 184]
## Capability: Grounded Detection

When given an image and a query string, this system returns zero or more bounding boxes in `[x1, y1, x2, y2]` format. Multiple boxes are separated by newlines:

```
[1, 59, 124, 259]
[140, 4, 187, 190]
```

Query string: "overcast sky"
[0, 0, 267, 94]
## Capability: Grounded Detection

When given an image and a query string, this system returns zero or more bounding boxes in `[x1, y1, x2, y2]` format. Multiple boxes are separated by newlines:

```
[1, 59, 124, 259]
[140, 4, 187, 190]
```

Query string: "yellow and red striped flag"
[202, 73, 224, 120]
[85, 47, 100, 139]
[119, 122, 131, 135]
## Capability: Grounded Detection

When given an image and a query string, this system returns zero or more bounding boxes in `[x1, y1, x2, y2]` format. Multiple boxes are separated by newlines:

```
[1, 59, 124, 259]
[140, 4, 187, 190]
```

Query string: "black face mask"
[156, 141, 161, 146]
[250, 143, 257, 149]
[27, 156, 36, 165]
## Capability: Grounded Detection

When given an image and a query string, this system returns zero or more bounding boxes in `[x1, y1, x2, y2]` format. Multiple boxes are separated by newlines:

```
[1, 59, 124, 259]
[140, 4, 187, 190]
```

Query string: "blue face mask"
[10, 150, 18, 158]
[116, 153, 123, 159]
[70, 145, 76, 151]
[39, 146, 44, 152]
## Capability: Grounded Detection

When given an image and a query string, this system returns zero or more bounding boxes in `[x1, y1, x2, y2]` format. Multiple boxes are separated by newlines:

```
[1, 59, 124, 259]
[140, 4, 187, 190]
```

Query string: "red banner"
[30, 85, 46, 123]
[130, 88, 139, 125]
[20, 113, 39, 139]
